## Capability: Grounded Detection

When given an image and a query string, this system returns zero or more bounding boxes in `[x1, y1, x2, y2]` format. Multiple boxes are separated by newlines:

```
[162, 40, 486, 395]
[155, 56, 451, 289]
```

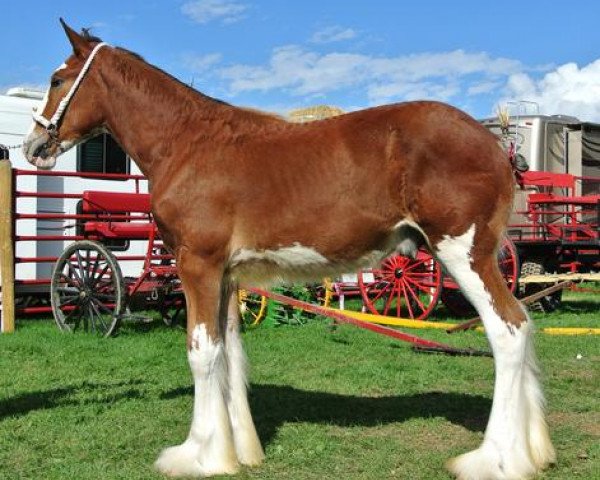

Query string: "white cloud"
[217, 45, 522, 104]
[467, 80, 502, 96]
[181, 0, 248, 25]
[368, 81, 460, 103]
[87, 21, 108, 30]
[503, 60, 600, 121]
[310, 26, 357, 44]
[182, 52, 223, 72]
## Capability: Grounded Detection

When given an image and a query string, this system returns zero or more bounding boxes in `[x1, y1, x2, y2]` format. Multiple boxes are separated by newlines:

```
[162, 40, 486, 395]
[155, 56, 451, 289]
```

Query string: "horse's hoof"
[446, 445, 537, 480]
[155, 441, 240, 478]
[155, 443, 204, 477]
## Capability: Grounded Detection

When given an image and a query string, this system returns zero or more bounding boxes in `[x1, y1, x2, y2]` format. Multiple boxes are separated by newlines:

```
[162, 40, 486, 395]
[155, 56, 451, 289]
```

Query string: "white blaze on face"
[25, 87, 50, 139]
[22, 85, 53, 168]
[32, 61, 68, 124]
[22, 60, 72, 169]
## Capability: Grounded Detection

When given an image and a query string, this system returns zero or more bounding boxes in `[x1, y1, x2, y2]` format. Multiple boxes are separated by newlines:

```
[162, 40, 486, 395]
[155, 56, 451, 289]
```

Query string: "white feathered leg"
[155, 324, 239, 477]
[436, 226, 555, 480]
[225, 296, 265, 466]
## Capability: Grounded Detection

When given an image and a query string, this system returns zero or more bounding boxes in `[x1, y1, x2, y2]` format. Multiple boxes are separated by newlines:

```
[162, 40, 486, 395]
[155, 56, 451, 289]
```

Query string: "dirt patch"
[549, 411, 600, 437]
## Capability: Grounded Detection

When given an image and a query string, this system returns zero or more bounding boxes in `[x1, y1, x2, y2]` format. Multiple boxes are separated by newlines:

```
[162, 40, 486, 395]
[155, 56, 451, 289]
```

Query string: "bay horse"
[24, 20, 556, 479]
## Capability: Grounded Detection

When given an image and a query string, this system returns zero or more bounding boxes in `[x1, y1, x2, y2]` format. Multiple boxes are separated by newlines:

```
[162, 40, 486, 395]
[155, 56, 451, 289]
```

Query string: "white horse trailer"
[481, 113, 600, 230]
[0, 87, 149, 304]
[480, 114, 600, 192]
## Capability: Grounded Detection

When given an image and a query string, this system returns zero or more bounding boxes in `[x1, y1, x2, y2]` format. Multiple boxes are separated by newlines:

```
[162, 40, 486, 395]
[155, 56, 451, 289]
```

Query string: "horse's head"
[23, 19, 108, 169]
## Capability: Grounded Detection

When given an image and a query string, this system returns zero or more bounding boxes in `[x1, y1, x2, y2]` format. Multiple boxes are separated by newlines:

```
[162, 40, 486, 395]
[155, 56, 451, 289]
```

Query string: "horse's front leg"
[225, 293, 265, 466]
[155, 249, 238, 477]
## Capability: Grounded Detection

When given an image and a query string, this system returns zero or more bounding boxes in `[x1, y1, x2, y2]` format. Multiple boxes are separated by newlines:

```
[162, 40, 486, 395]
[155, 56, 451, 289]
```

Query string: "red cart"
[50, 190, 182, 336]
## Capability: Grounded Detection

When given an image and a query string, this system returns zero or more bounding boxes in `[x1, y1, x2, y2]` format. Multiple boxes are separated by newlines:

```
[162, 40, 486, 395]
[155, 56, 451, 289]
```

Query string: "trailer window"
[77, 134, 130, 177]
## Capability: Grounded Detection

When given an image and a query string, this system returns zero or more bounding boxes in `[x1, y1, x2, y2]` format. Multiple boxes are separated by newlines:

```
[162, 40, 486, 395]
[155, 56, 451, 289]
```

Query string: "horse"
[24, 20, 556, 480]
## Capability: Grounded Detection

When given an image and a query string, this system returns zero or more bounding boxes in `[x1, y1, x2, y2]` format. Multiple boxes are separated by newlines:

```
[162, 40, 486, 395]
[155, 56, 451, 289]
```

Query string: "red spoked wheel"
[497, 236, 519, 294]
[358, 249, 442, 319]
[440, 236, 519, 316]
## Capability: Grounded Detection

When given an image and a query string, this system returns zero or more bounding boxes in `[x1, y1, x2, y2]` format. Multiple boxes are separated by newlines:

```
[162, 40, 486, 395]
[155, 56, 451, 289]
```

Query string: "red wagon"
[50, 190, 182, 336]
[508, 170, 600, 311]
[317, 236, 518, 321]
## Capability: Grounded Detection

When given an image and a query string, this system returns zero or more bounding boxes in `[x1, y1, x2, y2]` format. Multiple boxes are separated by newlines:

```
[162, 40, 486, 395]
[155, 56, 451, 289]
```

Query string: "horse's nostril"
[33, 145, 43, 158]
[33, 143, 49, 159]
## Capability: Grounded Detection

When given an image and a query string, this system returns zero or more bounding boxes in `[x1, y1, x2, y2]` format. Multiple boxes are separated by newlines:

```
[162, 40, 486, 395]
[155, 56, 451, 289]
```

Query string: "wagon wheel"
[161, 292, 186, 327]
[237, 289, 267, 327]
[440, 236, 519, 316]
[358, 249, 442, 319]
[498, 237, 519, 294]
[51, 240, 125, 337]
[520, 261, 562, 313]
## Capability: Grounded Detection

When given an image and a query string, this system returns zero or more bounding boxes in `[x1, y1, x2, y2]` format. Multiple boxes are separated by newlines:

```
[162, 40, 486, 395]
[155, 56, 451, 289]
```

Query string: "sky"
[2, 0, 600, 121]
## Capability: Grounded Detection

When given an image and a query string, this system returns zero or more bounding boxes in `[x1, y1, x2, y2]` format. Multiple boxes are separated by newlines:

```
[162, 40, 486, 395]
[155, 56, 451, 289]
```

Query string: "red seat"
[84, 221, 156, 239]
[81, 190, 155, 240]
[521, 171, 575, 190]
[528, 192, 600, 206]
[82, 191, 151, 214]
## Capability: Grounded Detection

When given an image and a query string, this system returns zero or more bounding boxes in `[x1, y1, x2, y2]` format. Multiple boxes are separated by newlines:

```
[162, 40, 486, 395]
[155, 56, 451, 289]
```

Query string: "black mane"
[81, 27, 146, 64]
[81, 27, 103, 43]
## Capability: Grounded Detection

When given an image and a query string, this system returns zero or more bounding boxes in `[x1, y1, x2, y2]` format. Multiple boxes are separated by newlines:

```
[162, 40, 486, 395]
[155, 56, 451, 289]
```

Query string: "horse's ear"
[60, 18, 90, 57]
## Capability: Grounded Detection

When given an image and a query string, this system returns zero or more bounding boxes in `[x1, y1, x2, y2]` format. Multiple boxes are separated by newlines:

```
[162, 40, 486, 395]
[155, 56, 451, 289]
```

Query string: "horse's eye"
[50, 78, 63, 88]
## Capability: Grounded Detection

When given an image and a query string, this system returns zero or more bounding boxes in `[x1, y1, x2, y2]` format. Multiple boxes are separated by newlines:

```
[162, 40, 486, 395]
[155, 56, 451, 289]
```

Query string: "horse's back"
[334, 101, 513, 235]
[252, 100, 513, 227]
[260, 101, 508, 183]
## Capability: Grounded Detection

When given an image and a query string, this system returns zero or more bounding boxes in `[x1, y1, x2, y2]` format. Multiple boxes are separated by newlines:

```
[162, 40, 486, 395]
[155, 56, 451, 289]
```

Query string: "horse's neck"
[100, 51, 281, 182]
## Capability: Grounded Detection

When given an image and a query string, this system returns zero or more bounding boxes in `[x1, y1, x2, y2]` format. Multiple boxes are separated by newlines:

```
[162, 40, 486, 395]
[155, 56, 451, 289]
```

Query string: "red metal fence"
[1, 164, 149, 325]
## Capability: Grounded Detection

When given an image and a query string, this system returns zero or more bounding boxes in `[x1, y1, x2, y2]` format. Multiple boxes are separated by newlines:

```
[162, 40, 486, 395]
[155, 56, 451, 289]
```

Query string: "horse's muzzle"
[23, 131, 58, 170]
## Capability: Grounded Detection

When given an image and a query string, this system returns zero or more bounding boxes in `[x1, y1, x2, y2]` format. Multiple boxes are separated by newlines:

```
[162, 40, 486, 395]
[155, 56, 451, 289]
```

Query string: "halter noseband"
[33, 42, 108, 136]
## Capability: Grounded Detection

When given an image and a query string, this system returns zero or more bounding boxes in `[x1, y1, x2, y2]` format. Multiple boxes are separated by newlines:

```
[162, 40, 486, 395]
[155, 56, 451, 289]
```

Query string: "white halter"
[33, 42, 108, 134]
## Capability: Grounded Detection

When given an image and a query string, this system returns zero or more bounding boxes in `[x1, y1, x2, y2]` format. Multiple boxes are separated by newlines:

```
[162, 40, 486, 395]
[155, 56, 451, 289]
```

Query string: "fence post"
[0, 158, 15, 333]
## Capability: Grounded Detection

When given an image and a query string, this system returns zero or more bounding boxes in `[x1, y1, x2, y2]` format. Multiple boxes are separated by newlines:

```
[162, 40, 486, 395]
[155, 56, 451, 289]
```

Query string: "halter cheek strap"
[33, 42, 109, 135]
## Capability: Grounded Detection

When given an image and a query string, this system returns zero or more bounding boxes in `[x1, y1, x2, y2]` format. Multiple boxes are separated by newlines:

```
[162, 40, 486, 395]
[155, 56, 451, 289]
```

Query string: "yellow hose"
[324, 308, 599, 335]
[323, 308, 454, 329]
[540, 327, 600, 335]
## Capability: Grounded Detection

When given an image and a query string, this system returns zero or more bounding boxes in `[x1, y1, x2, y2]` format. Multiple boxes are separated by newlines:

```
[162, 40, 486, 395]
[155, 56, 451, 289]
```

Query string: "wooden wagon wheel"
[237, 289, 268, 327]
[520, 260, 562, 313]
[51, 240, 125, 337]
[440, 236, 519, 316]
[358, 249, 442, 319]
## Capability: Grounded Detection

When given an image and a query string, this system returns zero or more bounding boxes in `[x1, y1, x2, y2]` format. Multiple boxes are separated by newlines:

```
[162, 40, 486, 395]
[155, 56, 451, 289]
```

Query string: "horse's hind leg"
[224, 294, 265, 466]
[434, 225, 555, 480]
[155, 250, 238, 477]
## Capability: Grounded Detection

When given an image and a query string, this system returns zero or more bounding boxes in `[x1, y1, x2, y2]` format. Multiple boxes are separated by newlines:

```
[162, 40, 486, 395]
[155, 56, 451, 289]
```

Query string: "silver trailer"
[481, 112, 600, 310]
[480, 114, 600, 194]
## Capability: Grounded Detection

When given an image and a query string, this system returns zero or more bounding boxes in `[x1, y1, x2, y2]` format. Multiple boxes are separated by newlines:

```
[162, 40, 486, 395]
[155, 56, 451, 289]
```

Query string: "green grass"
[0, 290, 598, 480]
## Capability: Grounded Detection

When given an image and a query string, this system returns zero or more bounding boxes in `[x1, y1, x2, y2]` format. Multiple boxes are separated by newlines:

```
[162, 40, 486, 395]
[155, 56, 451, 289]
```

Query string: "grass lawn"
[0, 290, 598, 479]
